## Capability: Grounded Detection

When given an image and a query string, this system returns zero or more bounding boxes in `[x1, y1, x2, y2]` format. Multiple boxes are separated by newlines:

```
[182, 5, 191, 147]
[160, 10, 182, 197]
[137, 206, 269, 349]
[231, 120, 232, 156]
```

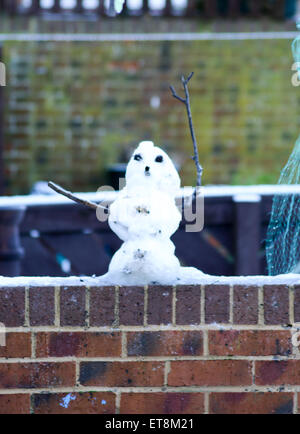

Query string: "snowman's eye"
[155, 155, 163, 163]
[134, 154, 142, 161]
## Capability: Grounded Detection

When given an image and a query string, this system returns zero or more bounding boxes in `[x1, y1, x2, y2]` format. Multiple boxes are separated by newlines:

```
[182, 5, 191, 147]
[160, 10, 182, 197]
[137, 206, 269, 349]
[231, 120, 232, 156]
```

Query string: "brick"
[175, 285, 201, 325]
[147, 286, 172, 325]
[263, 285, 289, 325]
[29, 286, 55, 326]
[32, 392, 115, 414]
[119, 286, 144, 326]
[36, 332, 121, 358]
[205, 285, 230, 323]
[168, 360, 252, 386]
[120, 393, 204, 414]
[0, 362, 76, 388]
[60, 286, 86, 326]
[89, 286, 115, 326]
[209, 330, 291, 356]
[0, 287, 25, 327]
[256, 360, 300, 385]
[210, 392, 293, 414]
[127, 331, 203, 357]
[79, 361, 164, 387]
[0, 332, 31, 358]
[0, 394, 30, 414]
[233, 285, 258, 324]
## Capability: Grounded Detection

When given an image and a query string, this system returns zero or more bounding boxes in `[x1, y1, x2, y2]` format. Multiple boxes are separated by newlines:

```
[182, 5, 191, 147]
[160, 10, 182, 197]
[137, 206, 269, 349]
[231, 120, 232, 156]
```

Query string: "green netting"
[266, 136, 300, 274]
[266, 34, 300, 275]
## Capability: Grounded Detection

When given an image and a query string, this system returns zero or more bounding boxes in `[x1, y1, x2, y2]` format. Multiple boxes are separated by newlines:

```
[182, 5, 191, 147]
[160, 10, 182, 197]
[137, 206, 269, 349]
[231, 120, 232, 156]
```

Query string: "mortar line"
[164, 361, 170, 387]
[2, 324, 294, 332]
[252, 360, 255, 385]
[115, 391, 121, 414]
[229, 285, 233, 324]
[204, 392, 210, 414]
[75, 360, 80, 386]
[54, 286, 60, 327]
[31, 331, 36, 359]
[258, 286, 264, 326]
[201, 285, 205, 324]
[113, 286, 119, 329]
[1, 354, 298, 363]
[294, 391, 298, 414]
[30, 393, 34, 414]
[144, 285, 148, 327]
[0, 385, 298, 394]
[172, 286, 176, 326]
[121, 332, 127, 358]
[24, 286, 29, 327]
[203, 329, 209, 357]
[290, 285, 295, 326]
[85, 285, 90, 329]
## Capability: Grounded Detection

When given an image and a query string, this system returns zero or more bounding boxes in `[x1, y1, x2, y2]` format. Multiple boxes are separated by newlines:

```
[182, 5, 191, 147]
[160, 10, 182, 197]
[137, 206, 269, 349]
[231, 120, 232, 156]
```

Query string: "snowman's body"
[99, 141, 205, 285]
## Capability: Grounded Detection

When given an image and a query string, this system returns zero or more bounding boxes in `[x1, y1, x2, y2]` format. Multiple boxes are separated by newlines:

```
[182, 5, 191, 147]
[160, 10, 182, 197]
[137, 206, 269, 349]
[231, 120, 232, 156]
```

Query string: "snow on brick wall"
[0, 278, 300, 414]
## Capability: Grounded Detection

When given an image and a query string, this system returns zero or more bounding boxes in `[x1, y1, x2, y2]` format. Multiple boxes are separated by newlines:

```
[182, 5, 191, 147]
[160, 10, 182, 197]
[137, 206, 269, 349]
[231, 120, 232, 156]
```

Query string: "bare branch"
[186, 71, 194, 83]
[170, 73, 203, 189]
[169, 85, 186, 104]
[48, 181, 108, 211]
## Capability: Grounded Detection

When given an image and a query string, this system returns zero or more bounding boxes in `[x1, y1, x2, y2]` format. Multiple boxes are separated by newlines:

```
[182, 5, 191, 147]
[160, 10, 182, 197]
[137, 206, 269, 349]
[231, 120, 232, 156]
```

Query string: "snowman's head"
[125, 141, 180, 197]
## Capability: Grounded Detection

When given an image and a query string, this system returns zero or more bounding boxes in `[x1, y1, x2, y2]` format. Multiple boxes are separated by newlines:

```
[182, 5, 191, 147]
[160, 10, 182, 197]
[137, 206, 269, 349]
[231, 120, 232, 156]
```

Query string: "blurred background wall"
[1, 0, 300, 194]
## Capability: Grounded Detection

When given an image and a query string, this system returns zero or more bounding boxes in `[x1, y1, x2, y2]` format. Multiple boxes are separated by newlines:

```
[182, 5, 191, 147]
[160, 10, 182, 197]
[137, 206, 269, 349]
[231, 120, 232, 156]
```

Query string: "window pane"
[83, 0, 99, 8]
[148, 0, 166, 10]
[20, 0, 32, 8]
[127, 0, 143, 11]
[61, 0, 77, 9]
[40, 0, 55, 8]
[171, 0, 187, 9]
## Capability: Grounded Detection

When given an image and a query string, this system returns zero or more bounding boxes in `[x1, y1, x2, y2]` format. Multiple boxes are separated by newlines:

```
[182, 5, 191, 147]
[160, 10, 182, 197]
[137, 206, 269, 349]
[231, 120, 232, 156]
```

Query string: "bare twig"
[170, 72, 203, 189]
[48, 181, 108, 211]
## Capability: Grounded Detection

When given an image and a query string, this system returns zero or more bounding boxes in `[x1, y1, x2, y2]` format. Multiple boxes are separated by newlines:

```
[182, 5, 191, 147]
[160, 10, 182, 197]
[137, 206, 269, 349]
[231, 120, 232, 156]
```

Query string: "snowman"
[98, 140, 205, 285]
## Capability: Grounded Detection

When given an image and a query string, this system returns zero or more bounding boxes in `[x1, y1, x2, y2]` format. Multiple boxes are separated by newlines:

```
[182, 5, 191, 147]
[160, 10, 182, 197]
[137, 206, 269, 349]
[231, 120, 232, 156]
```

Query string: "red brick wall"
[0, 281, 299, 414]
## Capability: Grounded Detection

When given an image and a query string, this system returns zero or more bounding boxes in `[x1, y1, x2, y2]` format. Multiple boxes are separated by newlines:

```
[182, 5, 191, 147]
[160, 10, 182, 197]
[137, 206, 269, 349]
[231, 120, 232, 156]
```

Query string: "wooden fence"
[0, 186, 290, 278]
[0, 44, 3, 197]
[0, 0, 295, 19]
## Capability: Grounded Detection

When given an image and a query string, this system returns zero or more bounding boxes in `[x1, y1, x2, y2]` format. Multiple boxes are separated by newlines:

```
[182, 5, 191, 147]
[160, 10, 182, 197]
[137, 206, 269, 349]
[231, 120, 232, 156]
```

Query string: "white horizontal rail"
[1, 184, 300, 208]
[0, 31, 298, 42]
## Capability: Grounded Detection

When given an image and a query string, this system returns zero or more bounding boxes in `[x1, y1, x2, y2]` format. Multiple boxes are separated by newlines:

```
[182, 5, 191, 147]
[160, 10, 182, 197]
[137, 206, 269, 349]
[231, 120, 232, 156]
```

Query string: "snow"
[0, 273, 299, 288]
[233, 194, 261, 203]
[0, 190, 117, 209]
[59, 393, 76, 409]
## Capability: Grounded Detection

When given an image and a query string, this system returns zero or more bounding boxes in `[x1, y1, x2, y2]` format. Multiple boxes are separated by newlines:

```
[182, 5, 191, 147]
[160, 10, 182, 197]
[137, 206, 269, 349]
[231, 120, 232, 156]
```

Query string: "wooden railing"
[0, 45, 4, 196]
[0, 0, 296, 19]
[0, 186, 287, 278]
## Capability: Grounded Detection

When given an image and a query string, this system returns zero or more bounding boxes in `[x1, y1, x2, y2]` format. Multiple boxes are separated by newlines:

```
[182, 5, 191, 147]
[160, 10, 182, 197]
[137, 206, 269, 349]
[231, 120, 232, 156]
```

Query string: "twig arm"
[170, 72, 203, 188]
[169, 85, 185, 103]
[48, 181, 107, 211]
